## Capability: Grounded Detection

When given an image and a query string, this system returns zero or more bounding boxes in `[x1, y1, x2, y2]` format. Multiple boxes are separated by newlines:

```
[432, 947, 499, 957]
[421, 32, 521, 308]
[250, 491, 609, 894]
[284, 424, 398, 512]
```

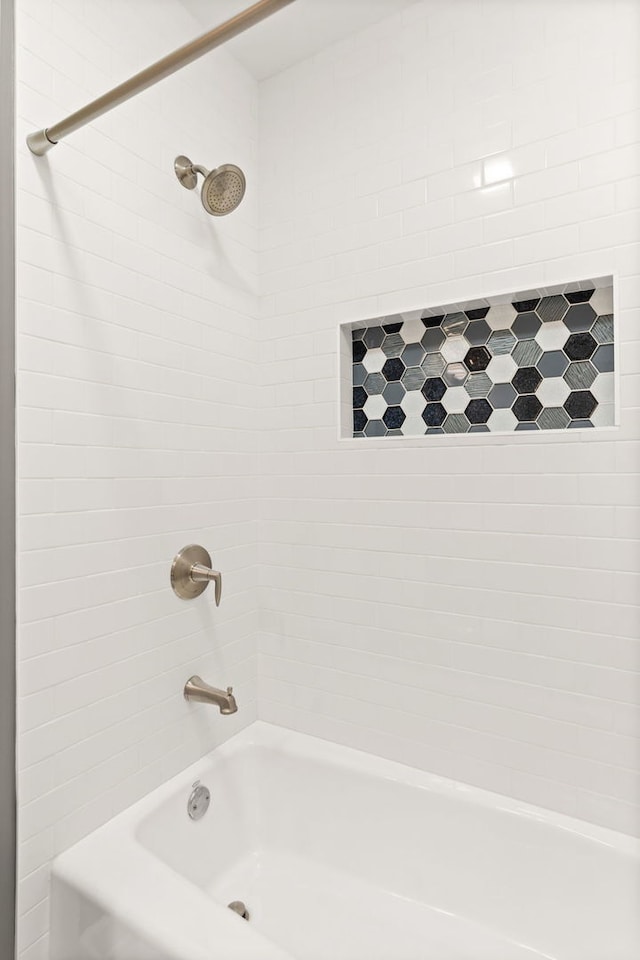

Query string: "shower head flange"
[174, 155, 199, 190]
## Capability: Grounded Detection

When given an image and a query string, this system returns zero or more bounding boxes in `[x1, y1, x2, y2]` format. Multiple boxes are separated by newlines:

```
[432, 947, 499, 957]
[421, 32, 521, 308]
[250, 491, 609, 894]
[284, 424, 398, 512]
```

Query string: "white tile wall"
[15, 1, 260, 957]
[15, 0, 640, 955]
[257, 0, 640, 840]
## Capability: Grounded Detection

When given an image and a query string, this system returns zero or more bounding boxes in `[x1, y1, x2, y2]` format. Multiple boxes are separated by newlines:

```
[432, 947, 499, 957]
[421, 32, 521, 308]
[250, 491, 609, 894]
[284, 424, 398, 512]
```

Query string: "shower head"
[174, 155, 246, 216]
[201, 164, 246, 216]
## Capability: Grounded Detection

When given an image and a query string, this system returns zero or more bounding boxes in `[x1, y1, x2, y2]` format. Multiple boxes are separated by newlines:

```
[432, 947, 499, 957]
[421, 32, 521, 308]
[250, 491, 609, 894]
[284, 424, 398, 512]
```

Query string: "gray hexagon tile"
[401, 366, 424, 392]
[538, 407, 570, 430]
[487, 329, 516, 356]
[382, 333, 404, 358]
[421, 352, 446, 377]
[441, 312, 468, 337]
[363, 327, 384, 349]
[443, 362, 468, 387]
[443, 413, 470, 434]
[350, 280, 614, 437]
[353, 363, 367, 386]
[383, 381, 406, 404]
[536, 295, 569, 324]
[512, 312, 541, 340]
[564, 361, 597, 390]
[402, 342, 425, 366]
[593, 343, 614, 372]
[488, 382, 517, 409]
[592, 314, 613, 344]
[465, 372, 493, 398]
[512, 339, 542, 367]
[466, 319, 491, 345]
[537, 351, 569, 378]
[364, 372, 385, 395]
[564, 303, 596, 332]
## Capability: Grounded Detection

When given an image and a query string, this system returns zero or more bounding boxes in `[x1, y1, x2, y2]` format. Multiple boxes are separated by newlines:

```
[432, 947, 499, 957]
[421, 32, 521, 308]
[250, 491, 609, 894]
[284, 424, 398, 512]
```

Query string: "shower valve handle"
[190, 563, 222, 607]
[170, 545, 222, 605]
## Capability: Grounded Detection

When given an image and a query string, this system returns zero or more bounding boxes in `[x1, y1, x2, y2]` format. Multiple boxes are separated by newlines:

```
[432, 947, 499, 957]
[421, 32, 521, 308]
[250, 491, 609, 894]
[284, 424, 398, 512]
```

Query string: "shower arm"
[26, 0, 296, 156]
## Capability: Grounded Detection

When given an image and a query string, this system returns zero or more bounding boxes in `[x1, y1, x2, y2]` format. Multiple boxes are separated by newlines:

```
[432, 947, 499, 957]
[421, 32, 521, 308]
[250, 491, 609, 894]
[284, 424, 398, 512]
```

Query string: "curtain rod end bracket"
[26, 129, 57, 156]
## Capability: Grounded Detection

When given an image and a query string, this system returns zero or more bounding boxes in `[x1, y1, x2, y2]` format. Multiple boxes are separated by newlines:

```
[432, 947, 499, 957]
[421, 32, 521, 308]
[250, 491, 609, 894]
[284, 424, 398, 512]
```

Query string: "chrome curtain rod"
[27, 0, 296, 156]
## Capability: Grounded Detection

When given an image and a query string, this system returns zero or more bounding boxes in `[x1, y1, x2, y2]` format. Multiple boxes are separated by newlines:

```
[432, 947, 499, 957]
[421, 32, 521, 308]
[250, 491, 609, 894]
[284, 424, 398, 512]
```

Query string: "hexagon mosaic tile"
[351, 282, 614, 437]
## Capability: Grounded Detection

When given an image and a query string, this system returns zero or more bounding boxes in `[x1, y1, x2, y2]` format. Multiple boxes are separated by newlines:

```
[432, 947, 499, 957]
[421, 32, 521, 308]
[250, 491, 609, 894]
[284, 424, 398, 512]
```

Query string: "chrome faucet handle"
[171, 545, 222, 604]
[190, 563, 222, 606]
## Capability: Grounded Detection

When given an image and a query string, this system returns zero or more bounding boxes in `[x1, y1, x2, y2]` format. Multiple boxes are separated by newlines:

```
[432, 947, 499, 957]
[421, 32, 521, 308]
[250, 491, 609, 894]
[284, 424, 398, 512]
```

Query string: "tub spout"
[184, 676, 238, 714]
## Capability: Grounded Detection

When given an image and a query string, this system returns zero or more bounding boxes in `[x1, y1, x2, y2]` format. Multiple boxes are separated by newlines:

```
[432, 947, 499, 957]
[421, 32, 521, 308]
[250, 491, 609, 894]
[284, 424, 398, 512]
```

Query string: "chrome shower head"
[174, 155, 246, 216]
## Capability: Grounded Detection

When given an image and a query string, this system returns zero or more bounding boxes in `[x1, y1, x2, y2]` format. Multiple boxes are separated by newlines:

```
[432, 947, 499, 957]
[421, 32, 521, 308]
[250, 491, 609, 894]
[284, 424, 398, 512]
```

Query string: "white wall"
[15, 1, 260, 957]
[258, 0, 640, 837]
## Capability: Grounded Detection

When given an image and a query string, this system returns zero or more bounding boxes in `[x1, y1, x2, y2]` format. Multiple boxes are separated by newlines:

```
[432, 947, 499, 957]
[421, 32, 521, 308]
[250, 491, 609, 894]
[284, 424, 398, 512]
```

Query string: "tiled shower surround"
[352, 282, 615, 437]
[15, 0, 640, 954]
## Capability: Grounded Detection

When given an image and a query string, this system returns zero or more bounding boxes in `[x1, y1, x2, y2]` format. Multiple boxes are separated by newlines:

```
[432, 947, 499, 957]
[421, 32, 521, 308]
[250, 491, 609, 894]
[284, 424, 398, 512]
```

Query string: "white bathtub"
[51, 722, 640, 960]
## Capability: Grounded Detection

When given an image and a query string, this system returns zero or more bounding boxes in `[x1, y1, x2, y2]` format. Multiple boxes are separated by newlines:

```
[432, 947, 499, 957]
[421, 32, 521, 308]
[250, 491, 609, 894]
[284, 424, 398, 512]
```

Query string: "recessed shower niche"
[339, 278, 616, 439]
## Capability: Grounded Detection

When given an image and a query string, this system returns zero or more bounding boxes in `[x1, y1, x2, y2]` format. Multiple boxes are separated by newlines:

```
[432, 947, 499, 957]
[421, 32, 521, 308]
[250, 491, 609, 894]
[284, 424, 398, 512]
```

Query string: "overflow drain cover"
[187, 781, 210, 821]
[228, 900, 250, 921]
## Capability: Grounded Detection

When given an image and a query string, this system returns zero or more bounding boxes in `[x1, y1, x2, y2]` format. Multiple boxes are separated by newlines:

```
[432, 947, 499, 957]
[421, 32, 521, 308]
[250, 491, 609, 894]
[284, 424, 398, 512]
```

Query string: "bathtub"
[51, 721, 640, 960]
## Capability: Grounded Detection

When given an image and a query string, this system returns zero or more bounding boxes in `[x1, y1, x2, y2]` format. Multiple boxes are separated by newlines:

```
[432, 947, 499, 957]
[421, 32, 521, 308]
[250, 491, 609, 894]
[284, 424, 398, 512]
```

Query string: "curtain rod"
[27, 0, 296, 156]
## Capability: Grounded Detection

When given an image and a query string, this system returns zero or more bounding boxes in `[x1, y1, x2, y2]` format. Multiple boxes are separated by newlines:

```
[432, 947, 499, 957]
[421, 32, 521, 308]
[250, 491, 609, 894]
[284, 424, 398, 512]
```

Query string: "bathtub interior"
[135, 727, 640, 960]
